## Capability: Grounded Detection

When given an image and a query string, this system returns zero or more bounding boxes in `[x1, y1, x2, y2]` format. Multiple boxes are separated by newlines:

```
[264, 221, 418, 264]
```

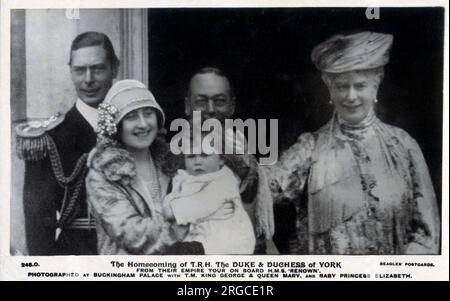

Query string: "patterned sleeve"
[266, 133, 315, 203]
[86, 169, 173, 254]
[404, 136, 441, 254]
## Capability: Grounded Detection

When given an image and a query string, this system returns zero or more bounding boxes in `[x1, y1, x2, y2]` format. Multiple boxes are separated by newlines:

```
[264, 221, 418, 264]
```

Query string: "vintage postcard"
[0, 0, 448, 282]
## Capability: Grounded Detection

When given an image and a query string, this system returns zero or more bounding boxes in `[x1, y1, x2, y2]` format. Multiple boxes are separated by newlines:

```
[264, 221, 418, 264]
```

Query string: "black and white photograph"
[1, 0, 448, 281]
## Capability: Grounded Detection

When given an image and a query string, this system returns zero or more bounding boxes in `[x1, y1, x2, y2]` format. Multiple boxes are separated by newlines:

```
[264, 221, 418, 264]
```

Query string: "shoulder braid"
[15, 112, 65, 161]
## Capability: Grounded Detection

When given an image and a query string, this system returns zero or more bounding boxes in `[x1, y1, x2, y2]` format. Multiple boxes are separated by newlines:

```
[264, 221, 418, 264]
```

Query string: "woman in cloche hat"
[85, 79, 187, 255]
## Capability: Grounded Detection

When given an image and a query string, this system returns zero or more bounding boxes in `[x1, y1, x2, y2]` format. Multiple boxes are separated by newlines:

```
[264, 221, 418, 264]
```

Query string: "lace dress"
[268, 110, 440, 254]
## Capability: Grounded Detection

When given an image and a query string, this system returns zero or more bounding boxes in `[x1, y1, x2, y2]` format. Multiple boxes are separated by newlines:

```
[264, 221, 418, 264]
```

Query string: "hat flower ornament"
[96, 103, 119, 137]
[89, 79, 168, 185]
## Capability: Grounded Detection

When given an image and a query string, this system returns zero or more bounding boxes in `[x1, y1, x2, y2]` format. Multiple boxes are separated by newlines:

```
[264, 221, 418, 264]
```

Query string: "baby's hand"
[171, 224, 189, 241]
[162, 204, 175, 221]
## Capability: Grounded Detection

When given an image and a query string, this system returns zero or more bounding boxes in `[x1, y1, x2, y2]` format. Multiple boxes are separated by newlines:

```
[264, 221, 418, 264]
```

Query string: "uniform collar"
[64, 105, 97, 153]
[75, 98, 98, 129]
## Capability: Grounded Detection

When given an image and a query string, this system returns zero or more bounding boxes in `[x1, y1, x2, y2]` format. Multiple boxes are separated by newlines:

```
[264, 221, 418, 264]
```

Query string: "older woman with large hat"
[269, 32, 440, 254]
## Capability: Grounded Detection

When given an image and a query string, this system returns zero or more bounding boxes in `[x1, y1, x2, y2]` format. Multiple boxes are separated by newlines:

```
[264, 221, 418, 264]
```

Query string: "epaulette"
[15, 112, 65, 161]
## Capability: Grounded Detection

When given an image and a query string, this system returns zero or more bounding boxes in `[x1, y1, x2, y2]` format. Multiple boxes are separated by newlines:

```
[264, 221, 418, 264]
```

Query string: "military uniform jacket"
[22, 106, 97, 255]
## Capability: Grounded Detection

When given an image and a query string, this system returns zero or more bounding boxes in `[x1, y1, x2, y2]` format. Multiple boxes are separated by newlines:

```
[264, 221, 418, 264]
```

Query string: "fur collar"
[88, 136, 182, 186]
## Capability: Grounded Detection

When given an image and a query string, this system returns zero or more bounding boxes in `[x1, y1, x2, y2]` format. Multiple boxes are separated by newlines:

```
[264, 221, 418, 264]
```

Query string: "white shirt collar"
[75, 98, 98, 129]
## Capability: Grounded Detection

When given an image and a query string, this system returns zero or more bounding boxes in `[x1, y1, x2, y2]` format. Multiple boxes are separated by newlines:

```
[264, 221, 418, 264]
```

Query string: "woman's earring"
[374, 99, 378, 103]
[329, 100, 333, 105]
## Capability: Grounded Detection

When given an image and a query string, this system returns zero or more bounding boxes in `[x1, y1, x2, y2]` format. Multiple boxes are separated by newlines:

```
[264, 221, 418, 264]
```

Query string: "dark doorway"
[147, 7, 444, 204]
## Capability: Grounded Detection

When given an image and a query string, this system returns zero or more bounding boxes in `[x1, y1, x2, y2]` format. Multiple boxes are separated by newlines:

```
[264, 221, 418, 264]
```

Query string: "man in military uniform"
[183, 67, 278, 254]
[16, 32, 119, 255]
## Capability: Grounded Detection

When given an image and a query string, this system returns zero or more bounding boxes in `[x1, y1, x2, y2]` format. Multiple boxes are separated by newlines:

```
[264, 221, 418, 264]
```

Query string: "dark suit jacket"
[23, 106, 97, 255]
